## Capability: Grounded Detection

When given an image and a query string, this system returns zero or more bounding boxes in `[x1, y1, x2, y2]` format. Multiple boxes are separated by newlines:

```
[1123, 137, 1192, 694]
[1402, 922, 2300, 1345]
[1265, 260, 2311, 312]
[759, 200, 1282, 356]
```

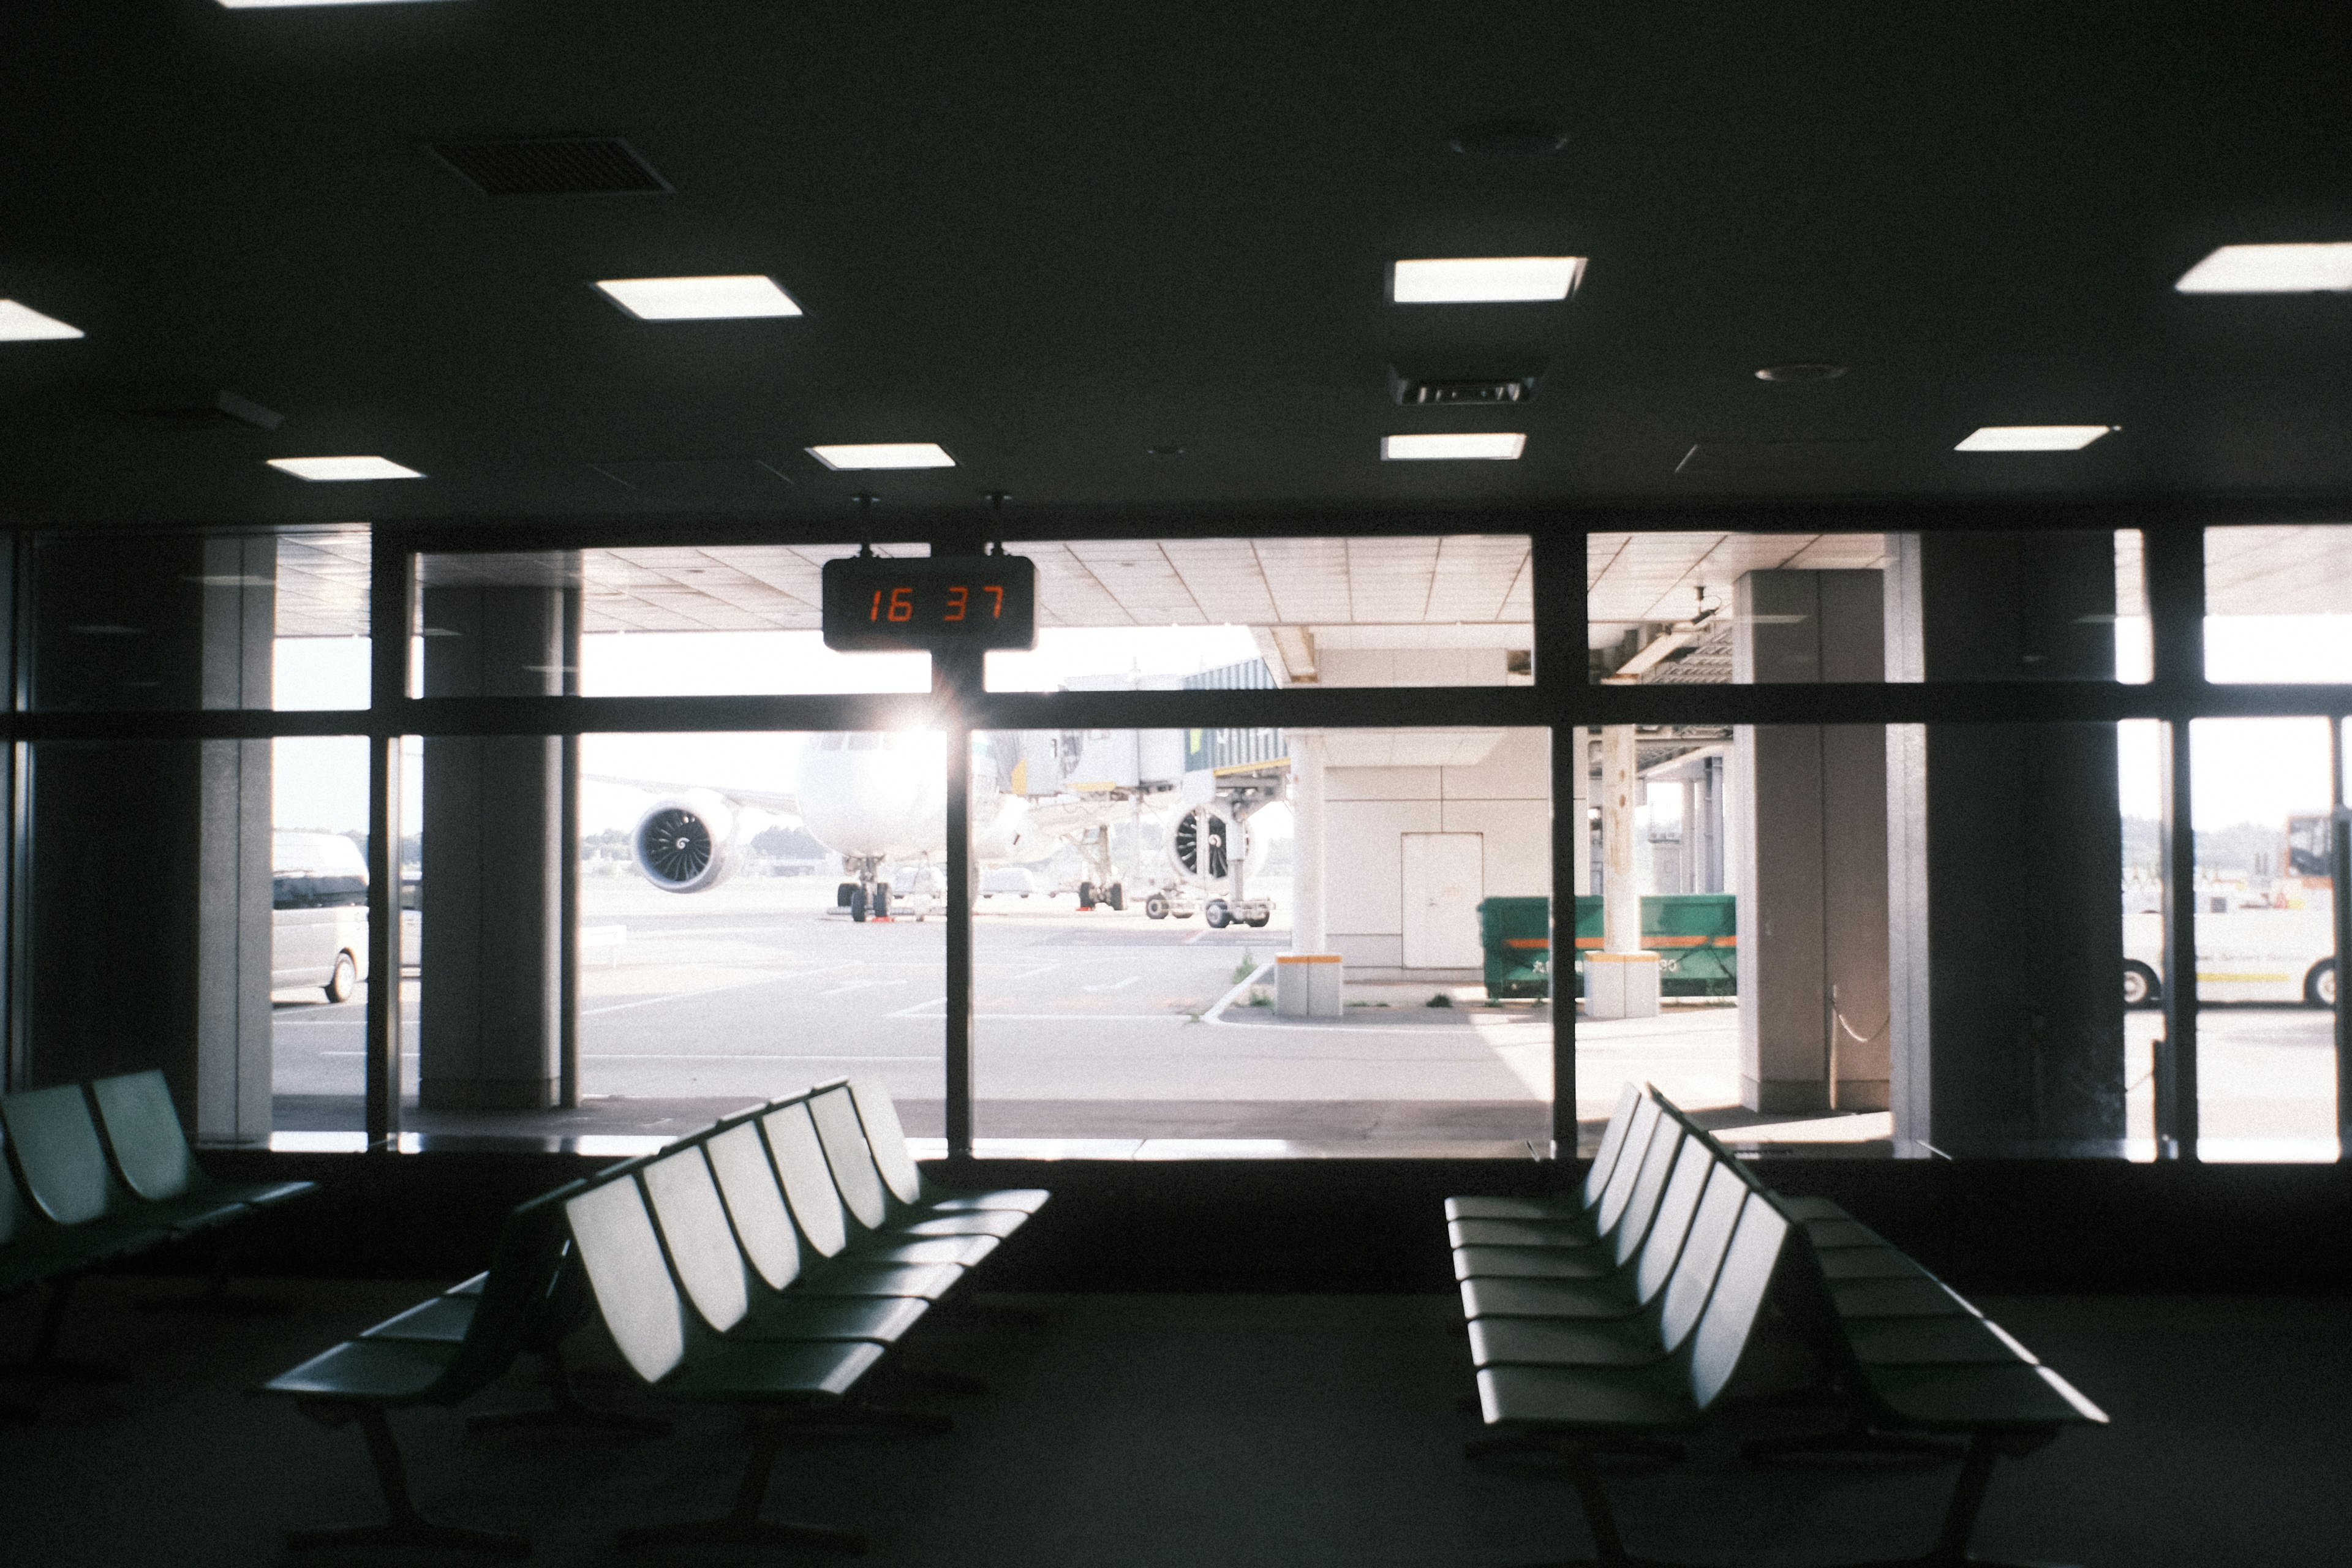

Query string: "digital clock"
[820, 554, 1038, 652]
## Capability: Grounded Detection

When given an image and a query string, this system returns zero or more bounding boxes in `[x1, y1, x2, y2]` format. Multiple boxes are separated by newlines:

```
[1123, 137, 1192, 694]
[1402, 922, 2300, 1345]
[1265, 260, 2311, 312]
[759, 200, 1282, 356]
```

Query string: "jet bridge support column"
[417, 586, 563, 1112]
[1732, 570, 1890, 1115]
[1885, 532, 2125, 1154]
[1588, 725, 1660, 1019]
[1290, 731, 1327, 953]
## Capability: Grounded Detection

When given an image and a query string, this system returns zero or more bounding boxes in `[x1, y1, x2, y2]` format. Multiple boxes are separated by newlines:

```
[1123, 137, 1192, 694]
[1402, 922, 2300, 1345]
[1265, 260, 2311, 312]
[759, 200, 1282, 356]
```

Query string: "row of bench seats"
[263, 1077, 1045, 1556]
[1, 1070, 315, 1384]
[1447, 1082, 2107, 1568]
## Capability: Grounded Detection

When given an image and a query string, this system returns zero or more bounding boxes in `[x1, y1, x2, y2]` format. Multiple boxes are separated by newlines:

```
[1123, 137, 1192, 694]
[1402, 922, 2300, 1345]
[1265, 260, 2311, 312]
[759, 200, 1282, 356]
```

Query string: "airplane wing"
[583, 775, 799, 816]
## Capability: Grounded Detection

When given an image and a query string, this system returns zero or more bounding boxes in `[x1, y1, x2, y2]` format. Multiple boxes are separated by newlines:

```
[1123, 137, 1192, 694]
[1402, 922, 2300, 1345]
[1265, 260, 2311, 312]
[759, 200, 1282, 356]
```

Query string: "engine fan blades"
[639, 807, 714, 884]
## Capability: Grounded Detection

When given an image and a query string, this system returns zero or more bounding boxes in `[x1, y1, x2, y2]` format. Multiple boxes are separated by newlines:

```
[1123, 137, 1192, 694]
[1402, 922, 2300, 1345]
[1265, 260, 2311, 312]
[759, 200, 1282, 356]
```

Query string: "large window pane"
[2204, 524, 2352, 682]
[2188, 717, 2341, 1160]
[1586, 530, 2150, 684]
[412, 547, 934, 698]
[31, 530, 369, 712]
[268, 736, 373, 1129]
[985, 536, 1534, 692]
[972, 722, 1551, 1155]
[1570, 719, 2157, 1159]
[575, 733, 943, 1129]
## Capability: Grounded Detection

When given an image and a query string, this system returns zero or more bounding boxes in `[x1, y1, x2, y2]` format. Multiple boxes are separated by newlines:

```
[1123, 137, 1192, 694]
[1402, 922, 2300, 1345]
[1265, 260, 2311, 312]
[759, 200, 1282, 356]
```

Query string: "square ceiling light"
[1381, 432, 1527, 461]
[0, 300, 83, 341]
[807, 442, 956, 470]
[1392, 257, 1585, 303]
[1954, 426, 2113, 452]
[268, 456, 424, 481]
[594, 274, 802, 320]
[2175, 243, 2352, 294]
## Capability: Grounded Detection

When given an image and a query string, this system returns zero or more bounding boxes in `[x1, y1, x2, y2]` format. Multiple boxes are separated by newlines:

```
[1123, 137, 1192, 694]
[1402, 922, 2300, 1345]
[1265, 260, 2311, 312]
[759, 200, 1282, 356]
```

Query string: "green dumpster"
[1480, 895, 1739, 1001]
[1478, 896, 1554, 1000]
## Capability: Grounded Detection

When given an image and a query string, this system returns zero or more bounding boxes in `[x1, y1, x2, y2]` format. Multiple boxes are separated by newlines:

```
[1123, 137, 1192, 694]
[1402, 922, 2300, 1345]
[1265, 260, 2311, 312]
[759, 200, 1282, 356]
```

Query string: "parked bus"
[2122, 813, 2337, 1008]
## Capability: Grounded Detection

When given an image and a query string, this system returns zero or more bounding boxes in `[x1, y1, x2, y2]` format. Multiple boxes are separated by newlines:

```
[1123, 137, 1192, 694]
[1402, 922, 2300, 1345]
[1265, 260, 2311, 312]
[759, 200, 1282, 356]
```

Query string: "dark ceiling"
[2, 1, 2348, 535]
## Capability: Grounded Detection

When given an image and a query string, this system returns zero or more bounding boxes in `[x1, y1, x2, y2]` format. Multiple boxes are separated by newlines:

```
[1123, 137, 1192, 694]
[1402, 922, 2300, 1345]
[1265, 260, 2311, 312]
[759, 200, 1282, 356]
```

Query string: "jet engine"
[1165, 802, 1255, 887]
[631, 791, 739, 894]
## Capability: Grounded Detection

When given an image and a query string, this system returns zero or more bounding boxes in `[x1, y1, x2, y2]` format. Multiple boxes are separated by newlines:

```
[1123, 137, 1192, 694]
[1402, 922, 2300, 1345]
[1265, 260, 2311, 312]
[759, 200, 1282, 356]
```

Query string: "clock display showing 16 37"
[820, 554, 1038, 652]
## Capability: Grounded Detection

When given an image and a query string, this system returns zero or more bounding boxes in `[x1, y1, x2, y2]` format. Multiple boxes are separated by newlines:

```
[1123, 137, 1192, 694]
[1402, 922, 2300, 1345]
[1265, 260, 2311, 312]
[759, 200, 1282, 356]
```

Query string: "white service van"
[273, 831, 371, 1003]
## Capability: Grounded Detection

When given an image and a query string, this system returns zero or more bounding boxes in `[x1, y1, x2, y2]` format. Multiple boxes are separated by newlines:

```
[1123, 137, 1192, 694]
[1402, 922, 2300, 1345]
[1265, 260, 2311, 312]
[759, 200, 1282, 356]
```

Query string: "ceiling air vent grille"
[429, 138, 671, 197]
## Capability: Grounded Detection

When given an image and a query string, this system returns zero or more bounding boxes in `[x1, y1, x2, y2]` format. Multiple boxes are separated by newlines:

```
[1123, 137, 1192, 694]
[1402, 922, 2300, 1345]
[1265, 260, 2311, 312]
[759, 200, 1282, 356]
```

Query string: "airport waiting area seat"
[259, 1078, 1047, 1554]
[0, 1072, 318, 1381]
[258, 1186, 583, 1558]
[1447, 1084, 2107, 1567]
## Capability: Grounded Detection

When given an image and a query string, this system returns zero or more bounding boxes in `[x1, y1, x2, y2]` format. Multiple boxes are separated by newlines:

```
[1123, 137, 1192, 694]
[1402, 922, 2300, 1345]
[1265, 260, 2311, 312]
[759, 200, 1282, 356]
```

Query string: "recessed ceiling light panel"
[807, 442, 956, 470]
[0, 301, 84, 341]
[594, 274, 802, 320]
[1954, 426, 2114, 453]
[1392, 257, 1585, 304]
[1381, 432, 1526, 461]
[2175, 243, 2352, 294]
[268, 456, 424, 481]
[218, 1, 459, 9]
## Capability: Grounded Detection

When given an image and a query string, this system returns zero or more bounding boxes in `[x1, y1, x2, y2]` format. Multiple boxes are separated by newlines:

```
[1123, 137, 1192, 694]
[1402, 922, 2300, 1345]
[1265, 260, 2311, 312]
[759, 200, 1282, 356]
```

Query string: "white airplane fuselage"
[795, 733, 1034, 867]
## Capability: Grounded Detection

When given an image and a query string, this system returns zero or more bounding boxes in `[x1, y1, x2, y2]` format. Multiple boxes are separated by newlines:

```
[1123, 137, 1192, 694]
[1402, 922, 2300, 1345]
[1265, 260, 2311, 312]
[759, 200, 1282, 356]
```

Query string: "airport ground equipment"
[1449, 1082, 2108, 1567]
[260, 1185, 581, 1556]
[1555, 894, 1741, 998]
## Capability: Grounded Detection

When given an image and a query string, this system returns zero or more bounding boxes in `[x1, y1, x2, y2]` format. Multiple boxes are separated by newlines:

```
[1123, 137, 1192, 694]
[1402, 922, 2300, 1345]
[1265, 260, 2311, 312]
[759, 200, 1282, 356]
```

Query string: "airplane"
[600, 729, 1279, 926]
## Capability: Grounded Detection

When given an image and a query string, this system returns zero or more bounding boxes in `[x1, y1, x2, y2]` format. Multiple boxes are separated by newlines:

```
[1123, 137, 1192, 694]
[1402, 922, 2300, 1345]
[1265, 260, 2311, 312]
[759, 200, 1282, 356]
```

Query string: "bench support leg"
[287, 1407, 531, 1558]
[467, 1345, 672, 1438]
[1823, 1432, 2075, 1568]
[0, 1275, 123, 1384]
[136, 1232, 290, 1316]
[616, 1421, 865, 1555]
[1504, 1441, 1703, 1568]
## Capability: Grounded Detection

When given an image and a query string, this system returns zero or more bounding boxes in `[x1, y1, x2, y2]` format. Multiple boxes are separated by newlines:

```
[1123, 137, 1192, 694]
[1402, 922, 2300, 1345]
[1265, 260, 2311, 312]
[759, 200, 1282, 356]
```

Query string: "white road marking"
[1082, 974, 1142, 993]
[581, 1054, 939, 1062]
[890, 995, 948, 1018]
[581, 971, 815, 1017]
[820, 978, 908, 996]
[1008, 964, 1061, 981]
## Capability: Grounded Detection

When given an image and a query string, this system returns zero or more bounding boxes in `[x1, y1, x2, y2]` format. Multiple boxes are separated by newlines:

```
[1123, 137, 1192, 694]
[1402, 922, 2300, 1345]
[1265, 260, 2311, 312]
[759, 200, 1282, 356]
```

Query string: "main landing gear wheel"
[2122, 960, 2160, 1009]
[849, 886, 870, 923]
[2307, 958, 2335, 1008]
[1077, 881, 1096, 910]
[1245, 911, 1270, 928]
[326, 951, 359, 1004]
[872, 884, 891, 921]
[1144, 894, 1170, 920]
[1203, 900, 1232, 930]
[1105, 882, 1125, 911]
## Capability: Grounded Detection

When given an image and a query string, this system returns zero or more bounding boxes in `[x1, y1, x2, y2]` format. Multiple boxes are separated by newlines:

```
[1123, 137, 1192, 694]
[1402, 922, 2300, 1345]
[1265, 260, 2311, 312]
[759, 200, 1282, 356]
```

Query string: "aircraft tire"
[1077, 881, 1096, 910]
[873, 884, 891, 920]
[850, 886, 869, 923]
[1144, 894, 1169, 919]
[1245, 913, 1269, 928]
[1204, 900, 1231, 930]
[1106, 883, 1125, 911]
[837, 882, 858, 908]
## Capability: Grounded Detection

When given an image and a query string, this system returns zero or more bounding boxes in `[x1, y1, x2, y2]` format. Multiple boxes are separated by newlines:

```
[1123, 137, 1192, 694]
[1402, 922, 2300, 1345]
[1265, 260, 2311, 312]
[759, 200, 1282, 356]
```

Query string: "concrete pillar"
[1589, 725, 1661, 1018]
[1289, 731, 1328, 952]
[1886, 533, 2126, 1153]
[197, 538, 276, 1144]
[1601, 725, 1641, 952]
[23, 537, 274, 1143]
[1571, 728, 1593, 897]
[418, 586, 563, 1112]
[1732, 570, 1890, 1114]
